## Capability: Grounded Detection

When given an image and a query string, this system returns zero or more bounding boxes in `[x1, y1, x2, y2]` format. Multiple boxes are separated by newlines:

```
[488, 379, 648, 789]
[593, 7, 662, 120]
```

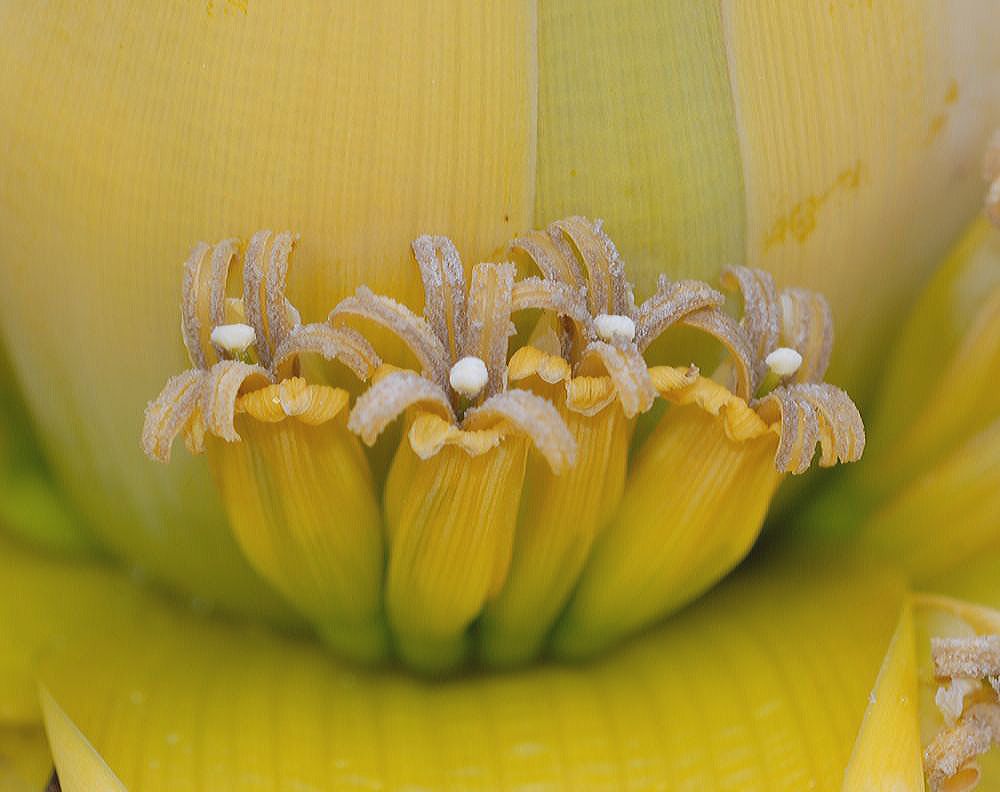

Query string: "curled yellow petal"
[207, 414, 387, 662]
[479, 376, 630, 667]
[407, 412, 502, 459]
[383, 438, 528, 673]
[236, 378, 349, 426]
[551, 404, 781, 659]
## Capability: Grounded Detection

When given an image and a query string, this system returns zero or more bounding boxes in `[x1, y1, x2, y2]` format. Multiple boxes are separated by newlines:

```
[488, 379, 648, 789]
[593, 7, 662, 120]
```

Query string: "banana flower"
[1, 2, 1000, 790]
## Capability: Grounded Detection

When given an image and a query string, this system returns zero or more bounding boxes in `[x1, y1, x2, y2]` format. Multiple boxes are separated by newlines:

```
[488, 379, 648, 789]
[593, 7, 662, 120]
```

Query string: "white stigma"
[211, 323, 257, 355]
[449, 356, 489, 399]
[765, 347, 803, 378]
[594, 313, 636, 344]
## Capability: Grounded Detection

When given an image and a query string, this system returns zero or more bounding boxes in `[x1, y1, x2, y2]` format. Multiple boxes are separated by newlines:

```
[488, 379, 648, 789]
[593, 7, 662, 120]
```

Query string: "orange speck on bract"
[764, 161, 864, 250]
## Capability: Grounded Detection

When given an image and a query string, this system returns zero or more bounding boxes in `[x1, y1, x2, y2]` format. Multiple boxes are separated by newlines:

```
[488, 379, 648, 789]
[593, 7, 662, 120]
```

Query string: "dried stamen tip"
[449, 356, 489, 399]
[594, 313, 636, 344]
[211, 323, 257, 356]
[924, 634, 1000, 792]
[765, 347, 803, 377]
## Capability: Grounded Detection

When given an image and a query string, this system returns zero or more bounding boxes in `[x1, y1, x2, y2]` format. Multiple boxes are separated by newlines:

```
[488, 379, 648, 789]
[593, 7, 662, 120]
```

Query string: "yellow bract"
[858, 217, 1000, 581]
[0, 528, 905, 791]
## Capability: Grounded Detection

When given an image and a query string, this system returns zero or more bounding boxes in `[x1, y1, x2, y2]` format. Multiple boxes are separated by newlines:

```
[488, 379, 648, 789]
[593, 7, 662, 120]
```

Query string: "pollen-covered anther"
[449, 356, 489, 399]
[594, 313, 636, 344]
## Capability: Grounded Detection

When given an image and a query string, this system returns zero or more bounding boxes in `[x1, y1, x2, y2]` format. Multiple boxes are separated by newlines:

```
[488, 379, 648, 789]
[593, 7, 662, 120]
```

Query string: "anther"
[594, 313, 636, 344]
[449, 356, 489, 399]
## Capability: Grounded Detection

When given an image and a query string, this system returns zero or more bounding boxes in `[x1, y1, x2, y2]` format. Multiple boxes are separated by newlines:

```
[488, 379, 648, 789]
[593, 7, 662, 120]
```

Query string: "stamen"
[679, 308, 754, 399]
[180, 242, 212, 368]
[594, 314, 636, 344]
[180, 239, 239, 369]
[347, 370, 454, 447]
[580, 341, 656, 419]
[757, 383, 865, 473]
[511, 228, 584, 287]
[721, 266, 781, 392]
[201, 361, 274, 442]
[778, 288, 833, 382]
[464, 390, 577, 473]
[449, 356, 489, 399]
[413, 235, 468, 362]
[760, 387, 820, 474]
[510, 277, 594, 338]
[330, 286, 450, 390]
[243, 230, 298, 370]
[925, 702, 1000, 792]
[210, 323, 257, 358]
[141, 369, 206, 462]
[591, 218, 635, 316]
[273, 323, 381, 382]
[208, 240, 240, 332]
[551, 217, 633, 316]
[633, 276, 726, 352]
[933, 636, 1000, 680]
[463, 261, 516, 399]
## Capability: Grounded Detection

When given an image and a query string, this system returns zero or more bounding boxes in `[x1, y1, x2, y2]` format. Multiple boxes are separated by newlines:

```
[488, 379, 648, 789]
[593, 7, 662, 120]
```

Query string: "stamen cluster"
[141, 216, 866, 670]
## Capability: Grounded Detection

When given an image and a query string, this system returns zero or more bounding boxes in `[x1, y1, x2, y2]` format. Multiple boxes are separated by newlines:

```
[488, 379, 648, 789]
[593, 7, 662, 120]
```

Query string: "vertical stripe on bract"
[536, 0, 747, 297]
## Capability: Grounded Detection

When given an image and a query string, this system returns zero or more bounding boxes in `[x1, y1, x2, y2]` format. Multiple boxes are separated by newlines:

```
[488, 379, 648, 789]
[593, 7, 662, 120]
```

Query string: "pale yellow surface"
[535, 0, 746, 293]
[722, 0, 1000, 394]
[0, 1, 536, 612]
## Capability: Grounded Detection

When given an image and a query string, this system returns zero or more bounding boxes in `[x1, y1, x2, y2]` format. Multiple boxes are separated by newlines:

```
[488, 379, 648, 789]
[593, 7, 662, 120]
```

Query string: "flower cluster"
[143, 217, 864, 672]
